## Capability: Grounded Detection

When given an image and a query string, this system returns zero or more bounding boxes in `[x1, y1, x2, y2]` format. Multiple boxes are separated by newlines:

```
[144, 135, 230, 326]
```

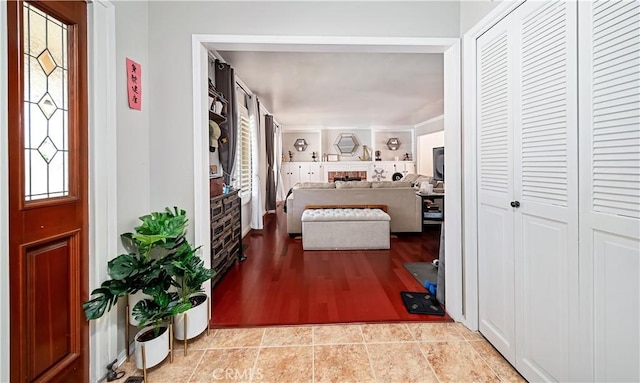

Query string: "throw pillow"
[371, 181, 412, 188]
[294, 182, 336, 189]
[335, 181, 372, 189]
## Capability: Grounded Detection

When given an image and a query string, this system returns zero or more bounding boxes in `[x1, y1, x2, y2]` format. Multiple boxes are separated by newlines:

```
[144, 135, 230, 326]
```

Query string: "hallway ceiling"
[215, 51, 444, 127]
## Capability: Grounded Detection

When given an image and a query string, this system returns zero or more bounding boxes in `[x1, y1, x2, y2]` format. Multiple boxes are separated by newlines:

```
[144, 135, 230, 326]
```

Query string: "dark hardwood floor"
[211, 204, 451, 327]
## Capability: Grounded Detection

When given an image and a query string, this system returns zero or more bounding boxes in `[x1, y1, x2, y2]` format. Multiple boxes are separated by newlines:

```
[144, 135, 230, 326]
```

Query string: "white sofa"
[286, 181, 423, 235]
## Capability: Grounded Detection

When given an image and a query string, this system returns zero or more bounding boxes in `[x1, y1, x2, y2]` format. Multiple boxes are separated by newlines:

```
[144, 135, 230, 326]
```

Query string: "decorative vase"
[134, 325, 170, 369]
[361, 145, 372, 161]
[173, 293, 209, 341]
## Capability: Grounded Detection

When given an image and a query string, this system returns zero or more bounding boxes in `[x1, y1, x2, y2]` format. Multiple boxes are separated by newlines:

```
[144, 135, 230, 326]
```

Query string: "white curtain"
[275, 123, 285, 201]
[248, 94, 263, 229]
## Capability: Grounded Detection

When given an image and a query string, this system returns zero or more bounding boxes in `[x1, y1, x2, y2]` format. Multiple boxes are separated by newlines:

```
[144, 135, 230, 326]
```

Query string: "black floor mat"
[400, 291, 444, 316]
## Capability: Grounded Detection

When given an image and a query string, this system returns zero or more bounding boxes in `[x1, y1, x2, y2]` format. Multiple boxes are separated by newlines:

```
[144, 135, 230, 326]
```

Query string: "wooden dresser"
[210, 189, 242, 287]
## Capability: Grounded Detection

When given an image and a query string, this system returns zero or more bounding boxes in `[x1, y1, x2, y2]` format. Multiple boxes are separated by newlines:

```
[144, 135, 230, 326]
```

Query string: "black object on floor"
[105, 359, 125, 381]
[400, 291, 445, 316]
[239, 243, 249, 262]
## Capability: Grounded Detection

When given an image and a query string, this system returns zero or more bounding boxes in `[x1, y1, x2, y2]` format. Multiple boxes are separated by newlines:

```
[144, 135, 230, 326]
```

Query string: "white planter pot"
[173, 293, 209, 341]
[134, 325, 170, 369]
[128, 290, 151, 326]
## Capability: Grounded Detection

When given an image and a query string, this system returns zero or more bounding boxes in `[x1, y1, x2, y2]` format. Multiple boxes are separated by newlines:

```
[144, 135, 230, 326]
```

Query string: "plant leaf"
[82, 286, 120, 320]
[108, 253, 143, 280]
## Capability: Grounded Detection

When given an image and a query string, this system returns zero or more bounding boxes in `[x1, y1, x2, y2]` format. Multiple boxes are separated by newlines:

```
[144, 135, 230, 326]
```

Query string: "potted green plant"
[82, 207, 196, 369]
[168, 242, 216, 340]
[131, 289, 189, 369]
[82, 207, 189, 324]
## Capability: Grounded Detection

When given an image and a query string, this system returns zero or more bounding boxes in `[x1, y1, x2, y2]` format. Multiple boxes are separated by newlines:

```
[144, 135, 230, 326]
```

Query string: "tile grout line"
[185, 348, 207, 383]
[311, 326, 315, 383]
[178, 328, 217, 383]
[451, 322, 469, 339]
[359, 325, 379, 383]
[354, 324, 364, 344]
[404, 323, 417, 341]
[249, 328, 266, 383]
[413, 327, 443, 383]
[417, 344, 443, 383]
[465, 338, 505, 382]
[406, 322, 443, 383]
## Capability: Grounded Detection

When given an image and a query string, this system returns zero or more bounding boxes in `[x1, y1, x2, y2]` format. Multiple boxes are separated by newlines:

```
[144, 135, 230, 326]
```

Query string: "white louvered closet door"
[476, 11, 516, 364]
[477, 1, 578, 380]
[578, 1, 640, 382]
[512, 2, 578, 381]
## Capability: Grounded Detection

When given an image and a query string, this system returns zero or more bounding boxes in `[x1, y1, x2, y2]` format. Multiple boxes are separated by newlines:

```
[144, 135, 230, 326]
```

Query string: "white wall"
[282, 131, 322, 162]
[321, 128, 372, 160]
[373, 130, 413, 161]
[415, 115, 445, 175]
[459, 0, 502, 36]
[0, 2, 9, 381]
[147, 1, 461, 235]
[417, 131, 445, 176]
[113, 0, 150, 354]
[0, 1, 151, 377]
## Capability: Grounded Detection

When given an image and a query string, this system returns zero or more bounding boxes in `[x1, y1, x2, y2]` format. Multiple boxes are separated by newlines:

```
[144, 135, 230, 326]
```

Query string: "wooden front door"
[7, 1, 88, 381]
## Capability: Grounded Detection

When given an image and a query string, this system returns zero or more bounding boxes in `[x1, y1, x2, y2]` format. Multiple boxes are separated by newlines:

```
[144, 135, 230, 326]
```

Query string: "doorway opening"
[191, 35, 463, 324]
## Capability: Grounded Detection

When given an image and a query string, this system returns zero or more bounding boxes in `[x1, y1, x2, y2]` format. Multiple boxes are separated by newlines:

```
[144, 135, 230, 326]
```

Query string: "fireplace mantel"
[322, 161, 371, 172]
[322, 162, 372, 182]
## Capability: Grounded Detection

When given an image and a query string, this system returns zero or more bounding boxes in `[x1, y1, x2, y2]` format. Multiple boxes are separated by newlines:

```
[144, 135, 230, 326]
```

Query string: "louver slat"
[592, 0, 640, 219]
[239, 114, 251, 193]
[521, 2, 569, 206]
[479, 33, 510, 194]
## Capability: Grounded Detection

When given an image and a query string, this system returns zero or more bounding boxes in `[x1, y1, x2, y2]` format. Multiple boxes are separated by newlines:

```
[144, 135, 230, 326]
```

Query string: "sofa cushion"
[400, 174, 421, 183]
[371, 181, 412, 188]
[302, 208, 390, 222]
[294, 182, 336, 189]
[335, 181, 371, 189]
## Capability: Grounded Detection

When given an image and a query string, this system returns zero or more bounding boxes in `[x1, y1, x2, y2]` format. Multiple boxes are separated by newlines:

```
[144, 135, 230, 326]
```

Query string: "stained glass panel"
[48, 110, 64, 149]
[49, 67, 63, 107]
[23, 3, 69, 201]
[26, 6, 46, 57]
[48, 152, 64, 193]
[27, 103, 46, 151]
[47, 18, 63, 65]
[37, 137, 57, 164]
[37, 93, 57, 119]
[37, 49, 56, 75]
[28, 55, 46, 103]
[29, 149, 48, 197]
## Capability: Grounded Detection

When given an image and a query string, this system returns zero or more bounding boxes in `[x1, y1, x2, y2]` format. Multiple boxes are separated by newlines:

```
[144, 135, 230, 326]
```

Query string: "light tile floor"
[117, 322, 526, 383]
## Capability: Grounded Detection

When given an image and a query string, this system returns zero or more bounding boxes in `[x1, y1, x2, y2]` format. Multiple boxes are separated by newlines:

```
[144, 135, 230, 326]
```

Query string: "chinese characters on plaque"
[126, 58, 141, 110]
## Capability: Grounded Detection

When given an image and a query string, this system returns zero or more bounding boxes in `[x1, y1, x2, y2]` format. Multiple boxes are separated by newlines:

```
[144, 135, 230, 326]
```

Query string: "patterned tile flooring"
[118, 322, 525, 383]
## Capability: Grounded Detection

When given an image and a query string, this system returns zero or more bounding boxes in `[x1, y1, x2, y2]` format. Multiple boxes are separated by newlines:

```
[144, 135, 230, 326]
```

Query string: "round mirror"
[334, 133, 360, 156]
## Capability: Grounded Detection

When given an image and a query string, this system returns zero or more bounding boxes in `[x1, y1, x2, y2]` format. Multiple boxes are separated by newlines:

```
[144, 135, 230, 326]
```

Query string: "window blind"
[237, 103, 252, 198]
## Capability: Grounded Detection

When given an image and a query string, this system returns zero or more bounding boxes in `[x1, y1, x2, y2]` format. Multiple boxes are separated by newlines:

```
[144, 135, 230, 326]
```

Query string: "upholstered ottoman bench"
[301, 207, 391, 250]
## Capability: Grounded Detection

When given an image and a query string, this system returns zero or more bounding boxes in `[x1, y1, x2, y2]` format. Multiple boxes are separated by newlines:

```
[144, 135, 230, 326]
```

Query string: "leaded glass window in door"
[23, 3, 69, 201]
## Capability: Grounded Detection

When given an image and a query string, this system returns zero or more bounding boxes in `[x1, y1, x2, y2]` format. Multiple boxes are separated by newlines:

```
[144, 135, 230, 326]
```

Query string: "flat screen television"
[433, 146, 444, 181]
